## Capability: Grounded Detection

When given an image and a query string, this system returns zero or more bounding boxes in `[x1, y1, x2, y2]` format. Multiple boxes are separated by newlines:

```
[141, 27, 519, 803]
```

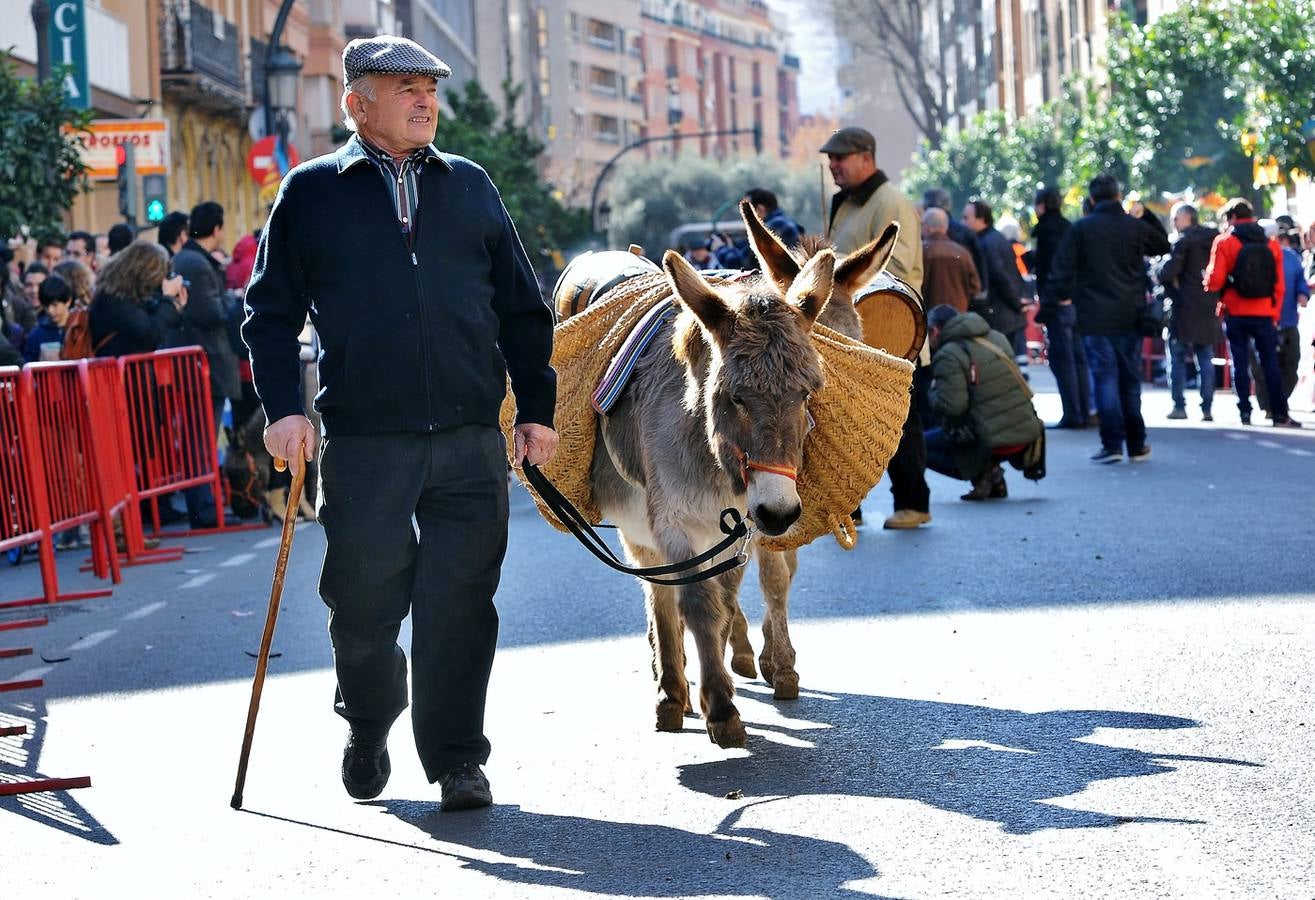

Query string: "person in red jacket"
[1203, 198, 1300, 427]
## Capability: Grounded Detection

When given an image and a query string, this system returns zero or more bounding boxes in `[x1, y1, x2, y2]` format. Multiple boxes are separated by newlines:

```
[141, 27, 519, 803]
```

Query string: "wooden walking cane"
[230, 447, 308, 810]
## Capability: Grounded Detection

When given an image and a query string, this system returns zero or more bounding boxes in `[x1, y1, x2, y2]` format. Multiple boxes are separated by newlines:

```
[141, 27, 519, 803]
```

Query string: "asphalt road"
[2, 376, 1313, 898]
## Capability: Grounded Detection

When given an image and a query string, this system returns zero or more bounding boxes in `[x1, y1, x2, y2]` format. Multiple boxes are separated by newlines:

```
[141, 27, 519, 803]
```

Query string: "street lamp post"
[30, 0, 51, 83]
[262, 0, 301, 164]
[265, 45, 302, 162]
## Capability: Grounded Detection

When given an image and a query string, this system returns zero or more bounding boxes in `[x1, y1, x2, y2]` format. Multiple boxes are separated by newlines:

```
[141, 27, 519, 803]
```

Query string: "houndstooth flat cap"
[343, 35, 451, 85]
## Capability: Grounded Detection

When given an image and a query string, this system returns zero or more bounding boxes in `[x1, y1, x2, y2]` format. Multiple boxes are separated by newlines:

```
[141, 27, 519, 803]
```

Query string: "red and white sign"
[66, 119, 170, 180]
[246, 135, 300, 185]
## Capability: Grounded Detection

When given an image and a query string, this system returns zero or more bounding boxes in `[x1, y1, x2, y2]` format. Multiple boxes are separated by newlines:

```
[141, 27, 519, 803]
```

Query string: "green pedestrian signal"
[142, 174, 167, 224]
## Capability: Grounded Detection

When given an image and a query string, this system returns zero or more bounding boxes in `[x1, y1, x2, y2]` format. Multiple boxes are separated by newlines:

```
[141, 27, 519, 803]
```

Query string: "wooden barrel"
[853, 273, 927, 363]
[552, 247, 660, 321]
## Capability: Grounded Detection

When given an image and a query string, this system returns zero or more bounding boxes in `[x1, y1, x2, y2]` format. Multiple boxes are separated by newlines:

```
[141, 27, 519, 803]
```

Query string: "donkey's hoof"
[706, 715, 747, 749]
[731, 652, 758, 679]
[656, 699, 686, 732]
[771, 670, 800, 700]
[759, 656, 775, 685]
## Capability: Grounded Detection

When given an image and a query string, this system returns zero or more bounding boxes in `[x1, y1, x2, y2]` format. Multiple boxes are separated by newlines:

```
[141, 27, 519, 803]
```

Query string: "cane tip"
[230, 793, 243, 810]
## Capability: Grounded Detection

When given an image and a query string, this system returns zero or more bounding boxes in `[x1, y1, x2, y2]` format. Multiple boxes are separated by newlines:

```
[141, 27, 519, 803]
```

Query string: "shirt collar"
[336, 133, 449, 174]
[842, 170, 888, 206]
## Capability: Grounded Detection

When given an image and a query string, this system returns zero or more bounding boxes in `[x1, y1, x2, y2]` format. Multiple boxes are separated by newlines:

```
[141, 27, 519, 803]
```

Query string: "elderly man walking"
[243, 36, 558, 811]
[821, 126, 929, 530]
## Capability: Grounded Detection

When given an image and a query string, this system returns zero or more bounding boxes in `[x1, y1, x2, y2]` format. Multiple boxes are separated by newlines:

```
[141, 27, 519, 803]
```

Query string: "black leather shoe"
[342, 730, 390, 800]
[439, 763, 493, 812]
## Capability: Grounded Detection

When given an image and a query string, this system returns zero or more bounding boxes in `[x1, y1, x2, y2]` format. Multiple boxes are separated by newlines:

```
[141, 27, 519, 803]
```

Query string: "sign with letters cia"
[66, 119, 171, 180]
[49, 0, 89, 109]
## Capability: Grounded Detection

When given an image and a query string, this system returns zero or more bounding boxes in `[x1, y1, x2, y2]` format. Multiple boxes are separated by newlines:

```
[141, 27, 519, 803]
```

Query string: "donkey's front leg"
[663, 553, 745, 748]
[627, 540, 690, 731]
[722, 565, 758, 679]
[756, 546, 800, 700]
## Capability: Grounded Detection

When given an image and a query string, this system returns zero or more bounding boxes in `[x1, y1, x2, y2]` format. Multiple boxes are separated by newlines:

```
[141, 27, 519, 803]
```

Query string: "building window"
[570, 62, 581, 92]
[592, 114, 622, 143]
[590, 67, 620, 98]
[587, 18, 619, 51]
[569, 12, 580, 42]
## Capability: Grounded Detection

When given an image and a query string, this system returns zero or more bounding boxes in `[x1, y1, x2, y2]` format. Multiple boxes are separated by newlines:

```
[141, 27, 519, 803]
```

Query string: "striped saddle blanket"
[591, 299, 677, 414]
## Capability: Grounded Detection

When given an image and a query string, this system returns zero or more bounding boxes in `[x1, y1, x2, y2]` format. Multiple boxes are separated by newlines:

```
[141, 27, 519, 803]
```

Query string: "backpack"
[1227, 224, 1277, 300]
[59, 307, 114, 360]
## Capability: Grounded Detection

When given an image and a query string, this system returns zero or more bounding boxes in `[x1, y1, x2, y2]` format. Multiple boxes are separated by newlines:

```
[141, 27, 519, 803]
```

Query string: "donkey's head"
[660, 233, 835, 536]
[742, 200, 901, 342]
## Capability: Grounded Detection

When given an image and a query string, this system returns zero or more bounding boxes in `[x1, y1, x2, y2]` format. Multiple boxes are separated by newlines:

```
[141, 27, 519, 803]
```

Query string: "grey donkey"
[590, 200, 900, 747]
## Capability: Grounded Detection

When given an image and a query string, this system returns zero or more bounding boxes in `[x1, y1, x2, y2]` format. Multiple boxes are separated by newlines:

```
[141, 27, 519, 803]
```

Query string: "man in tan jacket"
[822, 126, 930, 529]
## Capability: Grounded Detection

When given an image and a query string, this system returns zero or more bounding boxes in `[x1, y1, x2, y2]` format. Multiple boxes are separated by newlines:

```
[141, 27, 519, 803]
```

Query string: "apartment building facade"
[487, 0, 801, 207]
[636, 0, 799, 162]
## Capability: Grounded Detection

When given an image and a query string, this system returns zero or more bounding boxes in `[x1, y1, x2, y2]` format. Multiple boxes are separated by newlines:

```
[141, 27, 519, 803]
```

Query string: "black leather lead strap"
[521, 463, 750, 586]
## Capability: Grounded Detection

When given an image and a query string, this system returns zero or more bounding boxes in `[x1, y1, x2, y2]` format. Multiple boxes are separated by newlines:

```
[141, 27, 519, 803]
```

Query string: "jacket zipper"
[356, 154, 438, 429]
[410, 252, 437, 429]
[403, 176, 436, 430]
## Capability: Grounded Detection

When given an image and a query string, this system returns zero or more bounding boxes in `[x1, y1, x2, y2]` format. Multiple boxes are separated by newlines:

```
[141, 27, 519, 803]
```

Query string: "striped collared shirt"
[355, 136, 443, 241]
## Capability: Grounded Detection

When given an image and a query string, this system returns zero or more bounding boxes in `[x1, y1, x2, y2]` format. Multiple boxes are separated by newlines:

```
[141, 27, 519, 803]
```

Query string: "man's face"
[39, 244, 63, 269]
[962, 204, 982, 232]
[354, 74, 440, 153]
[827, 152, 875, 189]
[65, 237, 92, 265]
[690, 247, 710, 263]
[23, 271, 45, 305]
[1173, 211, 1193, 233]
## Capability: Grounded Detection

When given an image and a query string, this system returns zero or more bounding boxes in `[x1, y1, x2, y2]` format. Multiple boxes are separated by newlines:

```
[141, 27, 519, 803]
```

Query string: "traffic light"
[142, 174, 167, 224]
[116, 143, 138, 224]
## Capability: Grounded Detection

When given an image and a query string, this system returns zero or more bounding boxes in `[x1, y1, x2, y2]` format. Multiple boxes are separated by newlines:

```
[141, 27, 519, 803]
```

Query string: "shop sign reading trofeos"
[64, 119, 171, 180]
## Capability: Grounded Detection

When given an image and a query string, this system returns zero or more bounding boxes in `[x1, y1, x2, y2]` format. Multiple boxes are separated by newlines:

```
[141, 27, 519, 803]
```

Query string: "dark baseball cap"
[820, 127, 876, 156]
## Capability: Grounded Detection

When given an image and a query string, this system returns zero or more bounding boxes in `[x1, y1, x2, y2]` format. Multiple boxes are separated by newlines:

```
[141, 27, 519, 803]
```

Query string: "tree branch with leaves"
[830, 0, 952, 147]
[0, 54, 92, 241]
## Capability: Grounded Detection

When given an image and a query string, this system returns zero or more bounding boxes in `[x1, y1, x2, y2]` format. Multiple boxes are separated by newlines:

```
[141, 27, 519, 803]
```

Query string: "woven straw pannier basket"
[501, 272, 914, 551]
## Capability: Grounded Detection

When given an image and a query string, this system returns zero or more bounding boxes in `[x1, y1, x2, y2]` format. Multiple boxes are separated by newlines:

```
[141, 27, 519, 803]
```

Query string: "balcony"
[160, 0, 246, 110]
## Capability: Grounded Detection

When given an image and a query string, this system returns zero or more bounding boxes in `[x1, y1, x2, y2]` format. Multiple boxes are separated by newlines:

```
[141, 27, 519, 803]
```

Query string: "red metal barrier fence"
[0, 366, 113, 610]
[80, 358, 185, 568]
[119, 347, 262, 537]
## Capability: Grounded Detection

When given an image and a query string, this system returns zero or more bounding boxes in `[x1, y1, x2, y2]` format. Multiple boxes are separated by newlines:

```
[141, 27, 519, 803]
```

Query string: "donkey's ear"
[834, 221, 900, 295]
[662, 250, 733, 342]
[740, 198, 798, 295]
[787, 248, 836, 327]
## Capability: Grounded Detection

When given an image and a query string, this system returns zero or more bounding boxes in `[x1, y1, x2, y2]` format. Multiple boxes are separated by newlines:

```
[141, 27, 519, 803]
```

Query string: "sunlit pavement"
[3, 371, 1313, 898]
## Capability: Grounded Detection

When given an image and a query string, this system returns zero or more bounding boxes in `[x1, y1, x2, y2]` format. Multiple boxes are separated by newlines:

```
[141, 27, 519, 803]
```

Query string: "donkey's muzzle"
[753, 502, 801, 536]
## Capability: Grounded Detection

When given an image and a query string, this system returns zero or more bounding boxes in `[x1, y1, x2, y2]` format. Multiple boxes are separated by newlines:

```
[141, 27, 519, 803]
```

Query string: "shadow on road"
[678, 684, 1257, 834]
[0, 699, 118, 845]
[370, 800, 885, 898]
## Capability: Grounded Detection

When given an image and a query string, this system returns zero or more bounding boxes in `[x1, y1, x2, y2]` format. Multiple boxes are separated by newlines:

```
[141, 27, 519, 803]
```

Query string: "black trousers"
[317, 426, 509, 781]
[888, 365, 932, 513]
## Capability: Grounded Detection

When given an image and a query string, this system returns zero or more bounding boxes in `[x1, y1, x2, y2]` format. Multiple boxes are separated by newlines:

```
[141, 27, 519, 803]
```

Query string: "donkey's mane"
[793, 234, 832, 262]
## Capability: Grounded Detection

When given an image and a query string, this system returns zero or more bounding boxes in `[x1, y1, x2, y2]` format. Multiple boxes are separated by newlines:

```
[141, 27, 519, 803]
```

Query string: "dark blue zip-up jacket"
[242, 138, 555, 437]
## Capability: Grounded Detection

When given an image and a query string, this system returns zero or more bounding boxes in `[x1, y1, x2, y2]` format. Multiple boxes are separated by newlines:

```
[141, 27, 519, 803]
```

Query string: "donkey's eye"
[731, 393, 746, 407]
